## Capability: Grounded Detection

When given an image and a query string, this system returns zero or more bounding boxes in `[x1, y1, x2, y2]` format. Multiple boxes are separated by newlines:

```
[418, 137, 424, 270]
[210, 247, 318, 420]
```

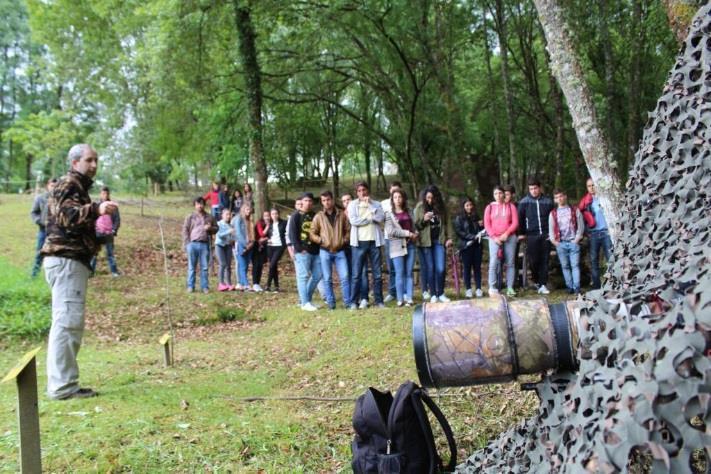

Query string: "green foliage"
[0, 258, 51, 339]
[1, 0, 682, 200]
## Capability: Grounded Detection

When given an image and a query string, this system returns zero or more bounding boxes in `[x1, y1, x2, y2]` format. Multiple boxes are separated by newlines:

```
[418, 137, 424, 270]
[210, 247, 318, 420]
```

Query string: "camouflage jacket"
[40, 169, 100, 269]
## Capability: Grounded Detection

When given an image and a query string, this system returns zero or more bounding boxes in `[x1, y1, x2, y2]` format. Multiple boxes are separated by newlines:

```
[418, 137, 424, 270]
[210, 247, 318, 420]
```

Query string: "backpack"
[351, 381, 457, 473]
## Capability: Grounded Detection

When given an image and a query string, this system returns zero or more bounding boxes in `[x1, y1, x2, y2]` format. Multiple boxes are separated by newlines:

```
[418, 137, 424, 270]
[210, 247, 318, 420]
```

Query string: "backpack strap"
[412, 389, 457, 473]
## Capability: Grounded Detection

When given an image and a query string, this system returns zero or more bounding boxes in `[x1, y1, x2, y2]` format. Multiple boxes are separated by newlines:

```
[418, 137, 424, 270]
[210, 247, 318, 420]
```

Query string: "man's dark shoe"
[60, 388, 98, 400]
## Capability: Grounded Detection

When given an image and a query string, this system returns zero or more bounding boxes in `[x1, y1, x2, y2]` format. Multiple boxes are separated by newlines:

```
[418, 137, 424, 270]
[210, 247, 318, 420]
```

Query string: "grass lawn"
[0, 192, 568, 472]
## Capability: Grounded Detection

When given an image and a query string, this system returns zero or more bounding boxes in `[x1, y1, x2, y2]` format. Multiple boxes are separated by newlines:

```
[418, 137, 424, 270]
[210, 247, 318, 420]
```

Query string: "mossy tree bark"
[533, 0, 624, 243]
[233, 2, 268, 215]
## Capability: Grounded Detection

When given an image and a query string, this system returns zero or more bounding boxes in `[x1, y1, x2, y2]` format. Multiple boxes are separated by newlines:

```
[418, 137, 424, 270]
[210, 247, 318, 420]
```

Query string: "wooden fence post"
[2, 347, 42, 473]
[159, 333, 173, 367]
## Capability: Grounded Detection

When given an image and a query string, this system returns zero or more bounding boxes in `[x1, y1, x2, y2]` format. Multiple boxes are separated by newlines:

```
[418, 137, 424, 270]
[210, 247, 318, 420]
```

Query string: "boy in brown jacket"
[309, 190, 352, 309]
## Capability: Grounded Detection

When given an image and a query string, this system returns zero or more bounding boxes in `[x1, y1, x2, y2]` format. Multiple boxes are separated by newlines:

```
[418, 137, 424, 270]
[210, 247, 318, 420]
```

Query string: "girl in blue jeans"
[232, 203, 255, 290]
[414, 185, 453, 303]
[385, 189, 418, 306]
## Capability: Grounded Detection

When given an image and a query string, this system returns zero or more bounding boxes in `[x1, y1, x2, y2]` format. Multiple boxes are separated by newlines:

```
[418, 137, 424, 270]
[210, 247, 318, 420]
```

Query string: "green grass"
[0, 259, 51, 339]
[0, 192, 560, 472]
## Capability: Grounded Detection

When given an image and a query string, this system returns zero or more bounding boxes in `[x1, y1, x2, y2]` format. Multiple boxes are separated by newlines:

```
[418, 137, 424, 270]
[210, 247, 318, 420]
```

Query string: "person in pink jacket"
[484, 185, 519, 296]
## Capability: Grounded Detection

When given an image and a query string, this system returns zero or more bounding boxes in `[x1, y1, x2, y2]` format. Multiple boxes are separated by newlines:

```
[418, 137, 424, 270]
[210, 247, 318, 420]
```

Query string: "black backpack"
[351, 381, 457, 473]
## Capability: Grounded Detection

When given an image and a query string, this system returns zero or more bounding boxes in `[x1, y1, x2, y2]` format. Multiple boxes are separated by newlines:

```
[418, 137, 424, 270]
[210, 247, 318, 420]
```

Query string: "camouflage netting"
[460, 5, 711, 473]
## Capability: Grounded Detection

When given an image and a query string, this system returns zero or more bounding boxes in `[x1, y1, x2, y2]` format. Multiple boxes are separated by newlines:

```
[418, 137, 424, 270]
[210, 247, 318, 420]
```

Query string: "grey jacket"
[347, 198, 385, 247]
[30, 192, 50, 228]
[384, 210, 415, 258]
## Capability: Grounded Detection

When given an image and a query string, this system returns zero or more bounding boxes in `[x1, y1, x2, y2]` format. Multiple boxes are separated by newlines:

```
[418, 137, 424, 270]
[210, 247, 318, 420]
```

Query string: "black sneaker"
[60, 388, 99, 400]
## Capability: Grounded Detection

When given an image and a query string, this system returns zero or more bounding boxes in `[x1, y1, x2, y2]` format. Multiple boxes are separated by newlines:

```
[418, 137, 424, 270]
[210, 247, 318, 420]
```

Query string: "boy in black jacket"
[517, 178, 554, 294]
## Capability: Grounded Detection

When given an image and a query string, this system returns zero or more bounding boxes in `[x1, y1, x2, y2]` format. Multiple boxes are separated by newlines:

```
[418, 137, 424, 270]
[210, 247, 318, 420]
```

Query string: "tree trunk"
[482, 19, 503, 185]
[599, 0, 618, 163]
[25, 154, 33, 192]
[494, 0, 517, 184]
[376, 143, 386, 193]
[364, 137, 372, 190]
[534, 0, 624, 243]
[626, 0, 643, 180]
[233, 2, 268, 215]
[662, 0, 701, 45]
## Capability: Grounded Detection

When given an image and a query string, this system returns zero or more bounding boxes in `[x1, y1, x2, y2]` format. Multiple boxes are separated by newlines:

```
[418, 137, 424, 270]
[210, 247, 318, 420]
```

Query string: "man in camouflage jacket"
[40, 144, 118, 400]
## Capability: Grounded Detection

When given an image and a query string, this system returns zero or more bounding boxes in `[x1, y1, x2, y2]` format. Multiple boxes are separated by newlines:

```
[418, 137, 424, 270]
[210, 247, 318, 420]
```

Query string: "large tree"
[533, 0, 625, 242]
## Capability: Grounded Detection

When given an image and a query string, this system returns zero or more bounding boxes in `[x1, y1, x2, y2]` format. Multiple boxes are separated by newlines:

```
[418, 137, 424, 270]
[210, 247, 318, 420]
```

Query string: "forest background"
[0, 0, 695, 207]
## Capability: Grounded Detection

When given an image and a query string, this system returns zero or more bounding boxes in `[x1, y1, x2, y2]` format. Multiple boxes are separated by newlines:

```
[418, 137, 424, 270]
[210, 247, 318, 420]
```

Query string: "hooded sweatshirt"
[484, 202, 518, 238]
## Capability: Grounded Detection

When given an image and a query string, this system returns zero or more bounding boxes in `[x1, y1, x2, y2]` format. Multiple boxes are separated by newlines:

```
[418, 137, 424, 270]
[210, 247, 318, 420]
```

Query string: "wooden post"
[159, 333, 173, 366]
[2, 347, 42, 473]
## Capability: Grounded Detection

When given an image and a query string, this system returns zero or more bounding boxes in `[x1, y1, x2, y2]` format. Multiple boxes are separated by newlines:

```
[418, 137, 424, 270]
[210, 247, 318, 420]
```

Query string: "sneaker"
[475, 289, 483, 298]
[348, 304, 358, 310]
[397, 301, 404, 307]
[376, 303, 385, 309]
[187, 287, 194, 293]
[359, 299, 369, 310]
[58, 387, 99, 400]
[253, 284, 263, 292]
[506, 288, 516, 297]
[465, 289, 473, 298]
[273, 287, 280, 293]
[265, 286, 272, 292]
[430, 295, 438, 303]
[217, 283, 227, 292]
[228, 285, 235, 291]
[301, 302, 318, 312]
[111, 272, 121, 278]
[537, 285, 550, 295]
[488, 288, 500, 296]
[202, 288, 209, 294]
[422, 291, 431, 301]
[438, 294, 451, 303]
[384, 294, 395, 303]
[405, 301, 413, 307]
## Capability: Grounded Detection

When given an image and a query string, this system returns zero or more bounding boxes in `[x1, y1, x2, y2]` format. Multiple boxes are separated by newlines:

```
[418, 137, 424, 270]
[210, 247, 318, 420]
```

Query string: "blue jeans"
[32, 227, 47, 277]
[295, 251, 323, 305]
[418, 242, 446, 297]
[351, 241, 383, 304]
[345, 246, 369, 302]
[487, 236, 517, 290]
[90, 234, 118, 274]
[392, 243, 416, 302]
[589, 229, 612, 289]
[187, 241, 209, 290]
[384, 240, 397, 298]
[319, 249, 351, 308]
[236, 243, 253, 287]
[556, 241, 581, 292]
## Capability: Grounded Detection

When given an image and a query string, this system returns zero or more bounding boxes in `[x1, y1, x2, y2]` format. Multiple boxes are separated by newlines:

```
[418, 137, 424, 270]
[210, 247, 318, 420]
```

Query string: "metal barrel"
[413, 296, 580, 388]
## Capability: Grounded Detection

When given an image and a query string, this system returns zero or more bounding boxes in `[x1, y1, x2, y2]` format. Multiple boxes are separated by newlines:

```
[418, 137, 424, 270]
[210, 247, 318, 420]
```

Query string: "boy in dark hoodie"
[517, 178, 555, 294]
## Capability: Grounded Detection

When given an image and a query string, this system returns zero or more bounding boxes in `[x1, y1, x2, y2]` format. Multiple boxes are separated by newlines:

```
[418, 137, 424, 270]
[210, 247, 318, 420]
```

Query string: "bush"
[0, 259, 51, 339]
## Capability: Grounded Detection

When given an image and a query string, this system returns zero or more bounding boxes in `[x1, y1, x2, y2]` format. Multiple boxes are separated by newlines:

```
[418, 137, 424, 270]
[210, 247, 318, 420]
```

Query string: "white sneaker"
[438, 294, 451, 303]
[488, 288, 500, 296]
[301, 302, 318, 312]
[253, 284, 263, 292]
[537, 285, 550, 295]
[359, 299, 369, 310]
[465, 289, 473, 298]
[430, 295, 438, 303]
[475, 289, 483, 298]
[422, 291, 431, 301]
[384, 294, 395, 303]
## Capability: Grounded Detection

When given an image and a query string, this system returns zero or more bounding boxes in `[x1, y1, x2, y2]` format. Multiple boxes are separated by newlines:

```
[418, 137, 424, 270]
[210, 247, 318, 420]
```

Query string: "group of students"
[482, 178, 612, 298]
[182, 176, 613, 309]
